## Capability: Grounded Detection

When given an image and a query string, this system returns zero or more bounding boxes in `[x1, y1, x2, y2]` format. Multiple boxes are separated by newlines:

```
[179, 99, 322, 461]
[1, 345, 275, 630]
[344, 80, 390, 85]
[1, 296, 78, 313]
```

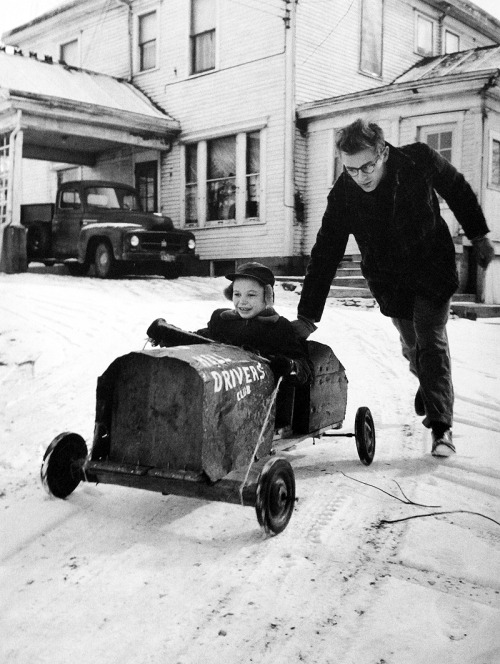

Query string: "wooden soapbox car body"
[41, 329, 375, 535]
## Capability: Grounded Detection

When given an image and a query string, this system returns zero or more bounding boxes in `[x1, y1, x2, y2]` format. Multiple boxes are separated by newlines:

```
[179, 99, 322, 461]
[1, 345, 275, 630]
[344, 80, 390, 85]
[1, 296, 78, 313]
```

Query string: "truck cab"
[22, 180, 197, 278]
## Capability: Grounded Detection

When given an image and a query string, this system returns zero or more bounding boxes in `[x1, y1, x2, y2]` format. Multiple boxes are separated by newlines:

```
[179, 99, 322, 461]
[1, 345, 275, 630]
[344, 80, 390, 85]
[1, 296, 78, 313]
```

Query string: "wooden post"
[0, 114, 27, 274]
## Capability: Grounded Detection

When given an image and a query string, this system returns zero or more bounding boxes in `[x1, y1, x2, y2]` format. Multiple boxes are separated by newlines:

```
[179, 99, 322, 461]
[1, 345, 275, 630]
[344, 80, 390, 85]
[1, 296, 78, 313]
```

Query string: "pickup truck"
[21, 180, 197, 278]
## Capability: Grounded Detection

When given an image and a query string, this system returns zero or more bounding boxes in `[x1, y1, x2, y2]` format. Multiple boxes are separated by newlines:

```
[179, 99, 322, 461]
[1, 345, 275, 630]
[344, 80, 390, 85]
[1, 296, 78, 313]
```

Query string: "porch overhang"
[297, 69, 500, 122]
[0, 50, 180, 165]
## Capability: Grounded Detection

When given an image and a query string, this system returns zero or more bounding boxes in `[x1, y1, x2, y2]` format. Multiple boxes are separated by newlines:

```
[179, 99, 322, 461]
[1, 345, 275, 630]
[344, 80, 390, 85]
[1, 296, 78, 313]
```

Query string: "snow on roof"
[0, 48, 175, 123]
[393, 44, 500, 84]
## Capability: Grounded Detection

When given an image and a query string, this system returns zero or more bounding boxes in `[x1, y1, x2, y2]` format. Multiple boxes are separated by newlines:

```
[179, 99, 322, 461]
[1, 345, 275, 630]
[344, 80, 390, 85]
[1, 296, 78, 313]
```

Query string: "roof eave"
[4, 88, 181, 137]
[297, 69, 500, 121]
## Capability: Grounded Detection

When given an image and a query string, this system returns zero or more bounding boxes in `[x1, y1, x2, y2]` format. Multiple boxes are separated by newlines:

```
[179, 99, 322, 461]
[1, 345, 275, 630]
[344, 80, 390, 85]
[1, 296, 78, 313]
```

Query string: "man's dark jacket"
[298, 142, 489, 321]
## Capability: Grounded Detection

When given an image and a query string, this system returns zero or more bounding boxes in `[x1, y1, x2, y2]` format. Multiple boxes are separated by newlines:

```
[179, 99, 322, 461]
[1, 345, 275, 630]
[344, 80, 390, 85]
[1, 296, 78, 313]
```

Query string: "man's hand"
[269, 355, 297, 378]
[146, 318, 168, 346]
[472, 235, 495, 269]
[291, 316, 317, 339]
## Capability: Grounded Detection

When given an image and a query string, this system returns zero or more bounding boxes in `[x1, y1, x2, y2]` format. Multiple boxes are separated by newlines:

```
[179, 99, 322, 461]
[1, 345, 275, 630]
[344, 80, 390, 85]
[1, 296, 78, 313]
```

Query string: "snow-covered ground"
[1, 272, 499, 664]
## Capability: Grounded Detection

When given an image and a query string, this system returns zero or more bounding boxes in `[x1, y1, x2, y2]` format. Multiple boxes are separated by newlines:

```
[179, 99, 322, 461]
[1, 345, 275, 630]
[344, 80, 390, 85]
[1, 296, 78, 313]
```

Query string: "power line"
[300, 0, 356, 66]
[228, 0, 284, 20]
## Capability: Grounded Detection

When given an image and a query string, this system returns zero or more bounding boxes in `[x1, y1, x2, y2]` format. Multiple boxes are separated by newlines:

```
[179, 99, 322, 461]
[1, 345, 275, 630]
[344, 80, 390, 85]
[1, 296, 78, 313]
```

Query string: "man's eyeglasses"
[344, 152, 383, 178]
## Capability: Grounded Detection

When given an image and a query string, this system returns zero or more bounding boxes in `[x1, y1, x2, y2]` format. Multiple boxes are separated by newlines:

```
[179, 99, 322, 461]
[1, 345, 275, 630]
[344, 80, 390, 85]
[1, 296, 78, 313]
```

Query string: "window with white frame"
[360, 0, 383, 78]
[191, 0, 215, 74]
[415, 14, 435, 56]
[185, 143, 198, 226]
[422, 127, 453, 162]
[184, 130, 262, 227]
[0, 134, 9, 225]
[60, 38, 79, 66]
[444, 30, 460, 54]
[207, 135, 236, 221]
[138, 10, 157, 71]
[489, 133, 500, 189]
[246, 132, 260, 218]
[419, 124, 456, 207]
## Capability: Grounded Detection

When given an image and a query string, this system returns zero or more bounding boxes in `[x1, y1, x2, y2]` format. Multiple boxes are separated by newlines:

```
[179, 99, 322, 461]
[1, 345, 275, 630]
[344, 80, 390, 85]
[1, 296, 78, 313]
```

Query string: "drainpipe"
[116, 0, 133, 81]
[283, 0, 297, 263]
[0, 111, 24, 273]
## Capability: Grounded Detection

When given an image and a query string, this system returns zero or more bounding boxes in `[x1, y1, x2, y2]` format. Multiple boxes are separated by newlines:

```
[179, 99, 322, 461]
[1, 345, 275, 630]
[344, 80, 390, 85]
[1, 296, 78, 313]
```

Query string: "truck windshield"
[85, 187, 141, 211]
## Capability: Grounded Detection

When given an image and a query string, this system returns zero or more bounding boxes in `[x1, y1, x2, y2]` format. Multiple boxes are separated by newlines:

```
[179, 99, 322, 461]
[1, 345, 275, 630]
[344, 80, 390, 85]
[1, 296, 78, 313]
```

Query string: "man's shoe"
[414, 387, 425, 416]
[431, 429, 455, 457]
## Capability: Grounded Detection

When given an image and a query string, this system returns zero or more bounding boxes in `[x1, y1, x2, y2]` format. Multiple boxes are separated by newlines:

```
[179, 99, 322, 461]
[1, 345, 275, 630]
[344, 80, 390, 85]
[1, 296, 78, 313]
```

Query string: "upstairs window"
[191, 0, 215, 74]
[138, 11, 157, 71]
[360, 0, 383, 78]
[415, 14, 435, 56]
[59, 39, 79, 66]
[444, 30, 460, 54]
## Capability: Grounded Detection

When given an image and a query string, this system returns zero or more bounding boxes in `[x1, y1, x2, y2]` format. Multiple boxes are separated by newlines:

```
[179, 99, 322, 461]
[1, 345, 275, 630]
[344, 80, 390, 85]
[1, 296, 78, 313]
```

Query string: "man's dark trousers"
[392, 296, 453, 429]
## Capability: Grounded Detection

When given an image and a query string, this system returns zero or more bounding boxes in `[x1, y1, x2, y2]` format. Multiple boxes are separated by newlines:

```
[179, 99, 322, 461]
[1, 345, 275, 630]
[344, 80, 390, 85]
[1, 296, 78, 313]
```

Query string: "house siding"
[295, 0, 495, 106]
[4, 0, 499, 276]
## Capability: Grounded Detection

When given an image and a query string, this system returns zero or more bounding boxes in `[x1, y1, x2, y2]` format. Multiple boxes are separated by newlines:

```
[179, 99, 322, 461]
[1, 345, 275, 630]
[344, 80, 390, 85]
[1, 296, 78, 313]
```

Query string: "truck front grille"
[138, 233, 185, 252]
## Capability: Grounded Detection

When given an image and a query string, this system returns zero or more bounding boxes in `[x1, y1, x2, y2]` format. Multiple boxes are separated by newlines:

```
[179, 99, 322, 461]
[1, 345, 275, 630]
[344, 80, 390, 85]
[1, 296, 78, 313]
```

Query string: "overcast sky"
[2, 0, 500, 40]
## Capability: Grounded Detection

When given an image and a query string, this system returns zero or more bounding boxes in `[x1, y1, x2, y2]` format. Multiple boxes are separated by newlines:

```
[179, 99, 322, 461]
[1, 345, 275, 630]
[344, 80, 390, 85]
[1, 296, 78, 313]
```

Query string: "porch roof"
[0, 49, 180, 165]
[297, 45, 500, 122]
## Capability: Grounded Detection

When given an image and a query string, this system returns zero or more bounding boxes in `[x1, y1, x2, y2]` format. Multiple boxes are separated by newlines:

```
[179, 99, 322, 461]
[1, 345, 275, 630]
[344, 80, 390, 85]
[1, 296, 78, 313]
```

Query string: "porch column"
[0, 114, 27, 274]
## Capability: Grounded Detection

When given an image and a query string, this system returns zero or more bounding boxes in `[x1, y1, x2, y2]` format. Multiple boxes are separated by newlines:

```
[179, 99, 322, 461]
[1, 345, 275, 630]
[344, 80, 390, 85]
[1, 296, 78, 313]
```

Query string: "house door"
[135, 161, 158, 213]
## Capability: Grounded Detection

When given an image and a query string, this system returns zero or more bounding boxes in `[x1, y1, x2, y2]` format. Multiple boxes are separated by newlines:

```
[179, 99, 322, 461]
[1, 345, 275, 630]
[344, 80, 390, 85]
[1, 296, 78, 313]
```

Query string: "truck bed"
[21, 203, 55, 225]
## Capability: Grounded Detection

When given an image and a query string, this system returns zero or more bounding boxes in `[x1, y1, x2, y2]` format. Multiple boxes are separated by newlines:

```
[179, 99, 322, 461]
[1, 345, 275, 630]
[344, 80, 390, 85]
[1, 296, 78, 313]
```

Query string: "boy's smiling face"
[232, 277, 267, 319]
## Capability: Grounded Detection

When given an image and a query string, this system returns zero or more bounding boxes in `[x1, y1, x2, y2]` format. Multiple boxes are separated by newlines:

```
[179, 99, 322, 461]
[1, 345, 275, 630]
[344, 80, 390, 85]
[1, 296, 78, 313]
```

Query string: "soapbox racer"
[40, 326, 375, 535]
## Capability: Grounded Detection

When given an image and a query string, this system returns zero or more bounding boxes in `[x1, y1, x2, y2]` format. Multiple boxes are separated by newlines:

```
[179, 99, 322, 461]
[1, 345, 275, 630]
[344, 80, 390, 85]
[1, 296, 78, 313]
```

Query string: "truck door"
[51, 187, 83, 258]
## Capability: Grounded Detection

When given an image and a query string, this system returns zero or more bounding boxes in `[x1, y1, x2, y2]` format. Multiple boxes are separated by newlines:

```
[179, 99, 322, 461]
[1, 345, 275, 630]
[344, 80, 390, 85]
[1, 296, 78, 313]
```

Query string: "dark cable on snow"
[378, 510, 500, 528]
[341, 471, 441, 508]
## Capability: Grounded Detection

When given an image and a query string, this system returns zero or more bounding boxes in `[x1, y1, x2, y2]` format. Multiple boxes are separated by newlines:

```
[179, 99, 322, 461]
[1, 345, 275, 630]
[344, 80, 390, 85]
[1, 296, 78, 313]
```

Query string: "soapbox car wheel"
[40, 432, 87, 499]
[355, 406, 376, 466]
[255, 458, 295, 535]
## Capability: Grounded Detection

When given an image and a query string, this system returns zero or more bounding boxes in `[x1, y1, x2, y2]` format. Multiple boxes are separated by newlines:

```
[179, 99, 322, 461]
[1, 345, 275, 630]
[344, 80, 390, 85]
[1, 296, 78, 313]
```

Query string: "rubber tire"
[255, 457, 295, 535]
[94, 242, 115, 278]
[40, 432, 87, 499]
[27, 225, 51, 261]
[355, 406, 376, 466]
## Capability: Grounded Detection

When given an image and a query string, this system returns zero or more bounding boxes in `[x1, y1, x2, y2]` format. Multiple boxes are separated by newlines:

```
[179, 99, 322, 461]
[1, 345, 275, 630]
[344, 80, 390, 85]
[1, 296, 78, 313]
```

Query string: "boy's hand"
[291, 316, 317, 339]
[269, 355, 297, 378]
[146, 318, 168, 345]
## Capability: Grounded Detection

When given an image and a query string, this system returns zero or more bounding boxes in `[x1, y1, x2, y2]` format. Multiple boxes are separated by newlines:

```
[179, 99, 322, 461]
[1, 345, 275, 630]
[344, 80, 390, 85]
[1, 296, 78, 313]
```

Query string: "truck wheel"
[27, 225, 50, 260]
[255, 457, 295, 535]
[40, 432, 87, 499]
[94, 242, 115, 278]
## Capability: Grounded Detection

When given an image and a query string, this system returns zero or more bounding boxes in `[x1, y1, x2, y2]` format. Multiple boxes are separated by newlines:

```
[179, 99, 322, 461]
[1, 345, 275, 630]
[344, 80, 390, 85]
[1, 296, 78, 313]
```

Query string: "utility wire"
[300, 0, 356, 66]
[81, 0, 115, 68]
[228, 0, 284, 20]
